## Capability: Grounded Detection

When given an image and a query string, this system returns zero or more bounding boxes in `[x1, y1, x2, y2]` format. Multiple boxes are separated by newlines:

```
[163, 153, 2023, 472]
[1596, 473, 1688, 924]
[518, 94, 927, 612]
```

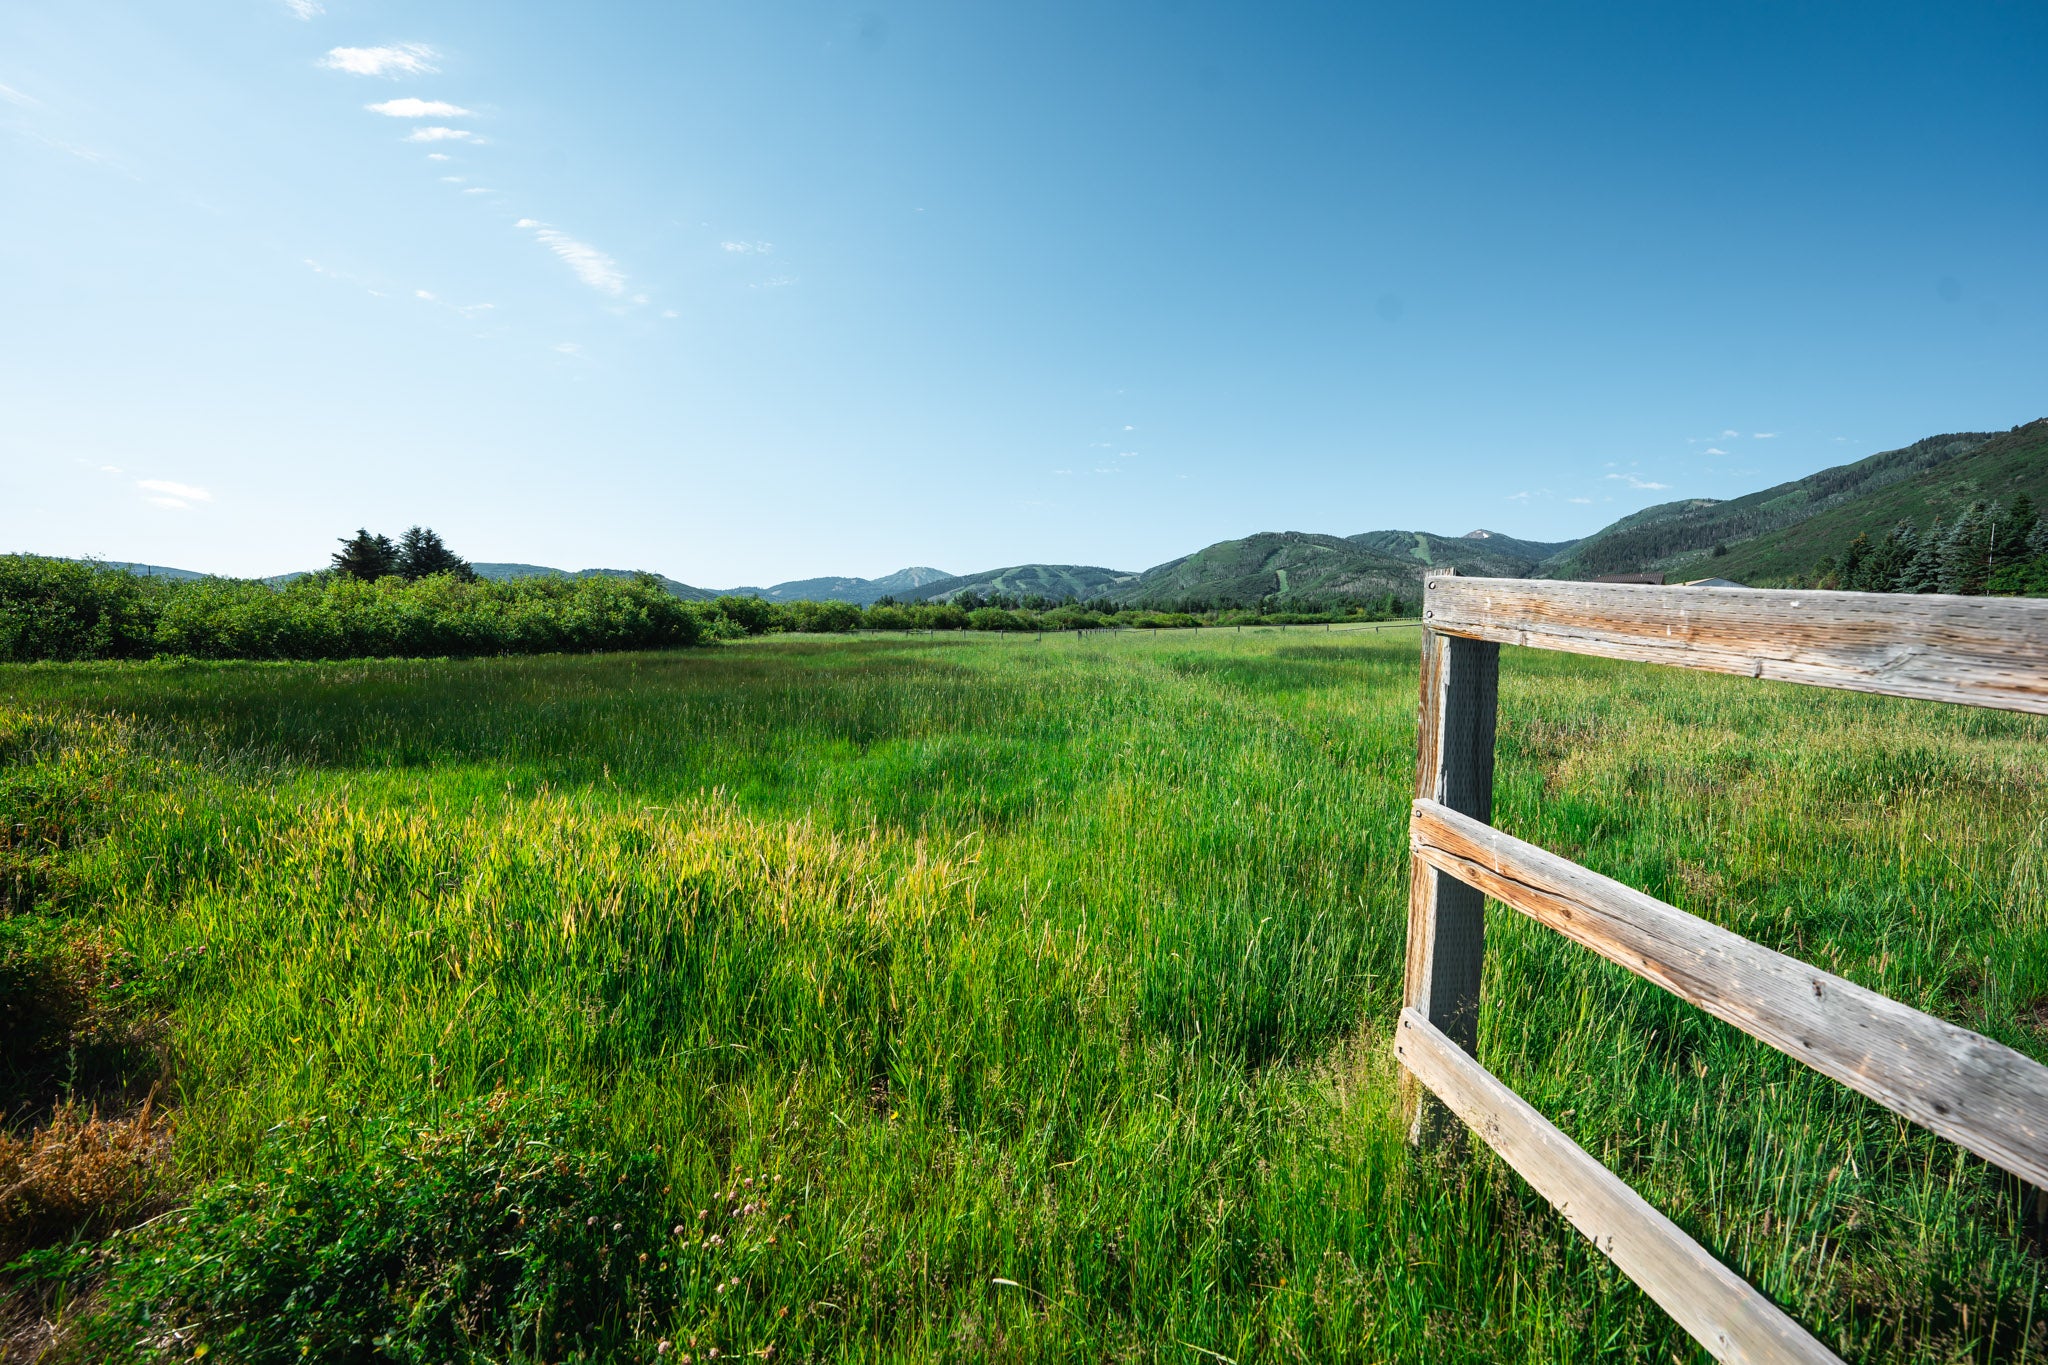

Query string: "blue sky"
[3, 2, 2043, 584]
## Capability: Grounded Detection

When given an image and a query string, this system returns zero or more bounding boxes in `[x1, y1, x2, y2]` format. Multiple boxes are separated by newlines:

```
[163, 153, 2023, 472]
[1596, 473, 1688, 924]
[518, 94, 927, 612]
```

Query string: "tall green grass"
[3, 628, 2044, 1361]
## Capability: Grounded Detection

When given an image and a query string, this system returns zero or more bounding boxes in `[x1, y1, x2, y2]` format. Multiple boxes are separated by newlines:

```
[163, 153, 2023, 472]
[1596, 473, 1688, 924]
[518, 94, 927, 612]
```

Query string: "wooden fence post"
[1403, 569, 1500, 1145]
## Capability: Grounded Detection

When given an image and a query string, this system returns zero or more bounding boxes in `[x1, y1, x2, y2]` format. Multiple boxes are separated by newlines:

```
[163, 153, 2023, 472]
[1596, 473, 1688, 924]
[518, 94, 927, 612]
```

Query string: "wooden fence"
[1398, 572, 2048, 1365]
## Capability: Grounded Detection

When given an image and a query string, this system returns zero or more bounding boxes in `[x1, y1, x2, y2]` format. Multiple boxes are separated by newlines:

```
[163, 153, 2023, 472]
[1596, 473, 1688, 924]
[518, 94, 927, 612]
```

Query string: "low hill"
[906, 564, 1136, 604]
[1539, 429, 1998, 580]
[1107, 532, 1419, 609]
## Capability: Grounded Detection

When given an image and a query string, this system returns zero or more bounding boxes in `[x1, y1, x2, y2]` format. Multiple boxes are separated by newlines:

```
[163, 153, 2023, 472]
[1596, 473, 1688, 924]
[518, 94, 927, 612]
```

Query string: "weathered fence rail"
[1400, 573, 2048, 1364]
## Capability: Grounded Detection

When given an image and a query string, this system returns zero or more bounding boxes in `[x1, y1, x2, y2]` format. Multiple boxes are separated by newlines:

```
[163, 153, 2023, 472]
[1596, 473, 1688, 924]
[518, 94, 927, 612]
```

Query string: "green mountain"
[906, 564, 1137, 604]
[471, 563, 718, 600]
[1105, 532, 1419, 609]
[1346, 529, 1577, 576]
[1536, 428, 2006, 581]
[1690, 420, 2048, 585]
[736, 567, 953, 605]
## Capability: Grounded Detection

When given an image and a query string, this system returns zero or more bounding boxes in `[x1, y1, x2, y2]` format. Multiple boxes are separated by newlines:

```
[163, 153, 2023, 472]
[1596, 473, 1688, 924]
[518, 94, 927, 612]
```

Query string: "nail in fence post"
[1403, 567, 1500, 1146]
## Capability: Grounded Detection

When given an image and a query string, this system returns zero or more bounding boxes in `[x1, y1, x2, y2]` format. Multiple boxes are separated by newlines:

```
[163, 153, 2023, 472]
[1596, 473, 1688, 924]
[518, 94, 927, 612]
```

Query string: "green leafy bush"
[92, 1091, 669, 1364]
[0, 559, 710, 663]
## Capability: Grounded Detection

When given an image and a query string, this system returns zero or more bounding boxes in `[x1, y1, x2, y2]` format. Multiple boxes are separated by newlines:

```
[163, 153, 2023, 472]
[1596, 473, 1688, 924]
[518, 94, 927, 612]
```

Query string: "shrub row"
[0, 557, 1412, 663]
[0, 558, 711, 662]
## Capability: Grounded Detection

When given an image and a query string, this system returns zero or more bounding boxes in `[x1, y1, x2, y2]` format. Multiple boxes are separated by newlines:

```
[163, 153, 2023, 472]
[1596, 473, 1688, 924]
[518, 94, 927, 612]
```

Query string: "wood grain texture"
[1411, 798, 2048, 1188]
[1422, 576, 2048, 715]
[1402, 624, 1499, 1144]
[1396, 1010, 1844, 1365]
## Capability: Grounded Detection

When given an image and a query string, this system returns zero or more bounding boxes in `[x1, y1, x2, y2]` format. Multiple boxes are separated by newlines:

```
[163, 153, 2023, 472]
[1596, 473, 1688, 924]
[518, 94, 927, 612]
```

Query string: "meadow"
[2, 627, 2045, 1362]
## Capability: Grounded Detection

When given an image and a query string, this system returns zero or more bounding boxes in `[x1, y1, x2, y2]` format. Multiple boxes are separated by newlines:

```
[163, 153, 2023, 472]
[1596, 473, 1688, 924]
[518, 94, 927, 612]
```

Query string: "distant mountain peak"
[1462, 529, 1499, 539]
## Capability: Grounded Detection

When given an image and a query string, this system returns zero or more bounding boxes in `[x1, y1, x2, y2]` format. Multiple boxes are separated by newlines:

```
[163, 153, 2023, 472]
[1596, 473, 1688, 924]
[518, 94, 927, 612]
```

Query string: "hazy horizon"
[5, 2, 2043, 582]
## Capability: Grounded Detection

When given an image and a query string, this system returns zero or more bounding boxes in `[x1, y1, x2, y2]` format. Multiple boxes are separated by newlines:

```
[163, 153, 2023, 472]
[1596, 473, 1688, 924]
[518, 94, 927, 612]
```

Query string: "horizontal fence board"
[1422, 576, 2048, 714]
[1395, 1009, 1843, 1365]
[1411, 798, 2048, 1188]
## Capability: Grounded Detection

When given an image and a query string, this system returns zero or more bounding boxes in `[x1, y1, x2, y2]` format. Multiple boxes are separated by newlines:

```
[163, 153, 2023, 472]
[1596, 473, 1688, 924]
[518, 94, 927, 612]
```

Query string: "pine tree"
[397, 526, 474, 581]
[1993, 493, 2036, 572]
[1937, 502, 1990, 595]
[332, 529, 400, 581]
[1859, 522, 1917, 593]
[1835, 533, 1871, 590]
[1903, 516, 1944, 593]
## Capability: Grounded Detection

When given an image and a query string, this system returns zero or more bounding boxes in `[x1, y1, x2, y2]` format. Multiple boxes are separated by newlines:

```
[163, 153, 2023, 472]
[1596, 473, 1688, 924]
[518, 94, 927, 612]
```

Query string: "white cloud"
[439, 175, 465, 183]
[405, 126, 483, 143]
[0, 82, 42, 108]
[425, 152, 451, 161]
[319, 44, 439, 77]
[553, 341, 582, 355]
[1122, 424, 1135, 431]
[100, 464, 122, 474]
[516, 219, 627, 296]
[461, 186, 492, 194]
[415, 289, 436, 301]
[661, 309, 679, 319]
[1052, 468, 1073, 475]
[1605, 474, 1670, 490]
[1118, 450, 1137, 458]
[367, 97, 471, 117]
[1507, 491, 1531, 502]
[752, 275, 796, 289]
[456, 302, 494, 318]
[1703, 446, 1728, 455]
[284, 0, 324, 18]
[1753, 432, 1778, 439]
[1568, 497, 1592, 504]
[1720, 429, 1740, 439]
[720, 240, 773, 254]
[138, 478, 212, 503]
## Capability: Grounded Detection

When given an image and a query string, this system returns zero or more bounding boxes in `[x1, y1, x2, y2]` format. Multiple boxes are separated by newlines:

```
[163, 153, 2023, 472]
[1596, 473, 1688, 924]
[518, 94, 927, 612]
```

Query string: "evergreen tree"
[331, 529, 400, 581]
[1834, 533, 1871, 590]
[1902, 516, 1944, 593]
[1856, 522, 1916, 593]
[1937, 502, 1990, 595]
[1993, 493, 2036, 572]
[2028, 511, 2048, 561]
[397, 526, 475, 581]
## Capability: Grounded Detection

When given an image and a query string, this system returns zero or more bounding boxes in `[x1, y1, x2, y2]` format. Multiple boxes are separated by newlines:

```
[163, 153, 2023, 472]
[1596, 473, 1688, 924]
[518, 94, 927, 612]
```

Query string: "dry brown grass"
[0, 1099, 172, 1261]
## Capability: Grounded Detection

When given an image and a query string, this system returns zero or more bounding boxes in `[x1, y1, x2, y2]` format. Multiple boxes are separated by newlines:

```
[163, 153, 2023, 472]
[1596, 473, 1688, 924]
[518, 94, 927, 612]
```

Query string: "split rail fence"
[1396, 572, 2048, 1365]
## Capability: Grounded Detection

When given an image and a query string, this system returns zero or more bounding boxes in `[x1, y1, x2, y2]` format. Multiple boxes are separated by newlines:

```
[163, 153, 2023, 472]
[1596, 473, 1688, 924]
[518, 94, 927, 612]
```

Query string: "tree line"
[1811, 495, 2047, 595]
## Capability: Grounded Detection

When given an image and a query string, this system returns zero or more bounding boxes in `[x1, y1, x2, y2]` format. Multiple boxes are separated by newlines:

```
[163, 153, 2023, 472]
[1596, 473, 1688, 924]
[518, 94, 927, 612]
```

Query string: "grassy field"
[3, 626, 2045, 1362]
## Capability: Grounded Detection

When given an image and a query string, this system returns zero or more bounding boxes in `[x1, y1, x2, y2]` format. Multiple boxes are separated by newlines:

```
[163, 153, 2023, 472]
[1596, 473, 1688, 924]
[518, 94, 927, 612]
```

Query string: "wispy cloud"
[1605, 473, 1670, 490]
[1752, 432, 1778, 439]
[1568, 497, 1593, 504]
[461, 186, 493, 194]
[405, 126, 483, 143]
[425, 152, 452, 161]
[1720, 429, 1740, 439]
[516, 219, 627, 296]
[319, 44, 439, 77]
[1703, 446, 1728, 455]
[284, 0, 324, 19]
[751, 275, 796, 289]
[0, 82, 42, 108]
[720, 240, 772, 254]
[552, 341, 582, 355]
[367, 97, 471, 117]
[415, 289, 436, 301]
[1507, 491, 1532, 502]
[137, 478, 212, 509]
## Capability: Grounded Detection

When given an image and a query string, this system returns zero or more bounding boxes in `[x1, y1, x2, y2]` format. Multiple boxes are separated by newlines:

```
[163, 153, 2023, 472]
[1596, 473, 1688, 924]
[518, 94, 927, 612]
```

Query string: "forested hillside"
[1539, 429, 1997, 580]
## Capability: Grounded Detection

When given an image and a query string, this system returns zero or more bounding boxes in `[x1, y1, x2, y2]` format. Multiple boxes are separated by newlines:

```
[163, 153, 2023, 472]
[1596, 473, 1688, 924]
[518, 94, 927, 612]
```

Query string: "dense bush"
[87, 1091, 668, 1364]
[0, 559, 711, 663]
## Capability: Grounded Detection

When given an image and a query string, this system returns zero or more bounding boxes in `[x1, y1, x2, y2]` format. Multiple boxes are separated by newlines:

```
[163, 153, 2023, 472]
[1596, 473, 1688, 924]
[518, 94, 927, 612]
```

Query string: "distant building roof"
[1681, 577, 1745, 588]
[1593, 572, 1665, 584]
